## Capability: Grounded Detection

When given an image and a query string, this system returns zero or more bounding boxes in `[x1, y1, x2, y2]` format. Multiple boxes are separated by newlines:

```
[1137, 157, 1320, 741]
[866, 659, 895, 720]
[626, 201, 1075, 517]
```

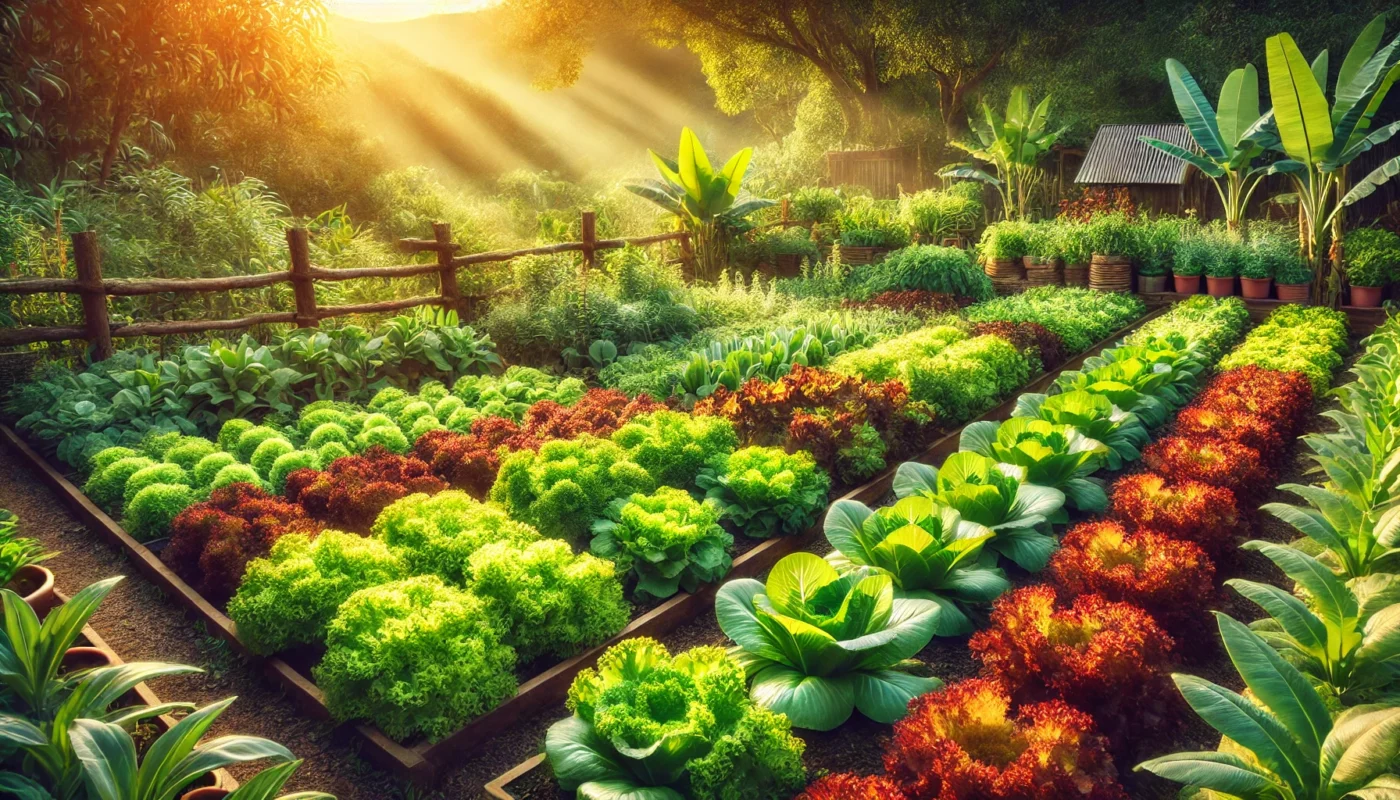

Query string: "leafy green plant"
[907, 335, 1033, 423]
[545, 639, 806, 800]
[1344, 227, 1400, 287]
[893, 452, 1065, 572]
[837, 196, 910, 248]
[180, 335, 309, 422]
[942, 87, 1065, 221]
[716, 552, 943, 730]
[1013, 390, 1150, 471]
[959, 417, 1110, 514]
[828, 324, 968, 383]
[790, 186, 845, 224]
[371, 490, 541, 585]
[490, 436, 655, 542]
[1084, 211, 1139, 258]
[978, 220, 1030, 260]
[124, 483, 197, 542]
[899, 185, 982, 242]
[823, 496, 1009, 636]
[965, 286, 1145, 353]
[591, 487, 733, 600]
[611, 410, 738, 489]
[1136, 613, 1400, 800]
[858, 244, 993, 301]
[82, 456, 156, 510]
[697, 446, 831, 539]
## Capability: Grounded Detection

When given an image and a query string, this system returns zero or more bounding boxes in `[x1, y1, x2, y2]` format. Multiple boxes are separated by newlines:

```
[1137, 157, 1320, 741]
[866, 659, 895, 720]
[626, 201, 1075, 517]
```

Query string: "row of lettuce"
[538, 299, 1370, 800]
[50, 287, 1143, 743]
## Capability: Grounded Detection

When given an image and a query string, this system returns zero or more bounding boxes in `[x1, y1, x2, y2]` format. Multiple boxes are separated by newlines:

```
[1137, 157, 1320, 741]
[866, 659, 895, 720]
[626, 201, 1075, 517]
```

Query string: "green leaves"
[629, 127, 770, 230]
[1268, 33, 1336, 166]
[1165, 58, 1228, 159]
[589, 487, 733, 602]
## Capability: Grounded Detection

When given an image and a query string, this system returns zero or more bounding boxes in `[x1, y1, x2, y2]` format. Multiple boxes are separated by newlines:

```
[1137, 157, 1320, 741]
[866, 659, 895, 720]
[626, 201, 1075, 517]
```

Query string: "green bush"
[163, 439, 217, 472]
[269, 450, 320, 493]
[228, 531, 406, 655]
[1344, 227, 1400, 287]
[698, 446, 831, 539]
[209, 462, 264, 492]
[217, 419, 255, 454]
[790, 186, 845, 224]
[452, 367, 586, 421]
[122, 463, 192, 507]
[314, 575, 517, 741]
[372, 490, 541, 585]
[233, 426, 286, 463]
[900, 185, 983, 242]
[192, 452, 239, 487]
[468, 539, 629, 661]
[84, 456, 157, 510]
[590, 487, 733, 600]
[1174, 229, 1246, 278]
[249, 437, 296, 479]
[88, 446, 141, 476]
[1084, 212, 1139, 258]
[611, 410, 738, 490]
[137, 430, 189, 460]
[491, 436, 655, 542]
[355, 424, 409, 454]
[598, 344, 687, 400]
[837, 196, 909, 248]
[125, 483, 197, 541]
[908, 335, 1033, 423]
[1137, 217, 1191, 276]
[857, 245, 993, 300]
[978, 220, 1031, 261]
[965, 287, 1145, 353]
[828, 324, 968, 382]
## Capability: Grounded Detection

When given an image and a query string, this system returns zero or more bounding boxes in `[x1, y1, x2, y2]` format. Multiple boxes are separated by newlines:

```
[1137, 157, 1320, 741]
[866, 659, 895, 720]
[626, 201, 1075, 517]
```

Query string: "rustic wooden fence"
[0, 211, 691, 360]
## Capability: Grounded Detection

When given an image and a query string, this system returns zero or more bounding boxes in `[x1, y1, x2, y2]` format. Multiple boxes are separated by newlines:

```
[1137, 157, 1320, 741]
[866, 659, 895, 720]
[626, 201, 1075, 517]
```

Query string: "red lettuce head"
[1142, 435, 1270, 495]
[1109, 473, 1240, 557]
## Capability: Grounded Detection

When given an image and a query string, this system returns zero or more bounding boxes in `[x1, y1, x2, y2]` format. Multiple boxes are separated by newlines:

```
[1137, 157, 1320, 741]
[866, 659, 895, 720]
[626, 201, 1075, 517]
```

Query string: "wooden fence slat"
[315, 295, 444, 319]
[306, 263, 443, 282]
[113, 313, 299, 338]
[72, 231, 113, 360]
[104, 272, 289, 296]
[0, 277, 81, 294]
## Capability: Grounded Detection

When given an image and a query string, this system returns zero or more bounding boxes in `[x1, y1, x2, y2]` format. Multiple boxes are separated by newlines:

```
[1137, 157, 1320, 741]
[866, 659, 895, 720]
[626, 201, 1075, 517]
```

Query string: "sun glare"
[329, 0, 501, 22]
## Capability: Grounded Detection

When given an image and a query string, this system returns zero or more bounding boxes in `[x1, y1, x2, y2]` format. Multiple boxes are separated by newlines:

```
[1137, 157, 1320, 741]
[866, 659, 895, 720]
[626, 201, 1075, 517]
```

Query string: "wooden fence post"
[286, 227, 318, 328]
[71, 231, 113, 361]
[780, 196, 790, 226]
[433, 222, 462, 317]
[579, 210, 596, 351]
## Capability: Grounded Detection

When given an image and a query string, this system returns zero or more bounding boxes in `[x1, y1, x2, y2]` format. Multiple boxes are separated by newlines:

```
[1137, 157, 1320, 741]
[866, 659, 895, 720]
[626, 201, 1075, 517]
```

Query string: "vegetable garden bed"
[0, 306, 1167, 786]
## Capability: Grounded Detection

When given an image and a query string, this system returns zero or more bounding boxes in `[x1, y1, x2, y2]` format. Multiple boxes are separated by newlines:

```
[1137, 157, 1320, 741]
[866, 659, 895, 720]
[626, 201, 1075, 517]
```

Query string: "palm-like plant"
[627, 127, 774, 281]
[940, 87, 1065, 221]
[1261, 15, 1400, 304]
[1137, 612, 1400, 800]
[1141, 60, 1276, 232]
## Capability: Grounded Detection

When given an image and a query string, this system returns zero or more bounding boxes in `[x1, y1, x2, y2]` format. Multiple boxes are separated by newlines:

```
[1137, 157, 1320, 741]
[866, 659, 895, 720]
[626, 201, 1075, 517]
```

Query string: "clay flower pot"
[7, 564, 57, 617]
[1276, 282, 1310, 303]
[1240, 277, 1273, 299]
[181, 789, 229, 800]
[1351, 285, 1384, 307]
[62, 646, 116, 672]
[1206, 276, 1236, 297]
[1139, 274, 1169, 293]
[1173, 273, 1201, 294]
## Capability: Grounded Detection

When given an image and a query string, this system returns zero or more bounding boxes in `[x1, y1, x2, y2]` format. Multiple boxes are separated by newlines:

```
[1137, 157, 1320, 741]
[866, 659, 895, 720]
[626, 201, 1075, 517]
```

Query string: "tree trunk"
[98, 100, 132, 185]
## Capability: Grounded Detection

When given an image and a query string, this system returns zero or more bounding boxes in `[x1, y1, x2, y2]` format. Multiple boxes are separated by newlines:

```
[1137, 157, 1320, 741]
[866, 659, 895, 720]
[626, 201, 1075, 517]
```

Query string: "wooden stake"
[71, 232, 113, 361]
[286, 227, 318, 328]
[579, 211, 596, 351]
[434, 222, 462, 317]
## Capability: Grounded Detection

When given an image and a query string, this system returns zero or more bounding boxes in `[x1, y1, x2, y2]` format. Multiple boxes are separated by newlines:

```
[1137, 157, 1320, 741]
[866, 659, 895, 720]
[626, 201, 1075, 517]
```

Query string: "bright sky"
[328, 0, 500, 22]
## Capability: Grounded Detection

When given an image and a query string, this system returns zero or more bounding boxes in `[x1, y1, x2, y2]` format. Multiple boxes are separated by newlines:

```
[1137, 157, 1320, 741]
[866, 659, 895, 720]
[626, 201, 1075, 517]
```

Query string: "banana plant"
[627, 127, 774, 281]
[892, 452, 1065, 572]
[0, 577, 199, 799]
[1259, 15, 1400, 304]
[959, 417, 1110, 515]
[1141, 60, 1278, 231]
[1136, 612, 1400, 800]
[823, 496, 1010, 636]
[940, 87, 1065, 221]
[1013, 390, 1150, 471]
[1228, 540, 1400, 704]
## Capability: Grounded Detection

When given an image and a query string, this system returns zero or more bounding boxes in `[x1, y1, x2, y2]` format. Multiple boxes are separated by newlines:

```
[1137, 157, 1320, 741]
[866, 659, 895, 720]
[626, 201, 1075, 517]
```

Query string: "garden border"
[0, 305, 1170, 787]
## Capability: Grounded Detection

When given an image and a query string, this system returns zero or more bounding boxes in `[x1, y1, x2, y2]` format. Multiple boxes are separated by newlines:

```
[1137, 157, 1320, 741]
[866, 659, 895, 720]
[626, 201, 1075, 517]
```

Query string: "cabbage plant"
[824, 496, 1009, 635]
[959, 417, 1109, 514]
[715, 552, 942, 731]
[892, 452, 1065, 571]
[1013, 389, 1149, 470]
[1053, 358, 1180, 428]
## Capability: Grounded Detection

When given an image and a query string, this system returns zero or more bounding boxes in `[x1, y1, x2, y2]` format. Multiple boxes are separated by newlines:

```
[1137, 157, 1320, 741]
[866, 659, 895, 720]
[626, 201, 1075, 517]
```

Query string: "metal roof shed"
[1073, 123, 1209, 215]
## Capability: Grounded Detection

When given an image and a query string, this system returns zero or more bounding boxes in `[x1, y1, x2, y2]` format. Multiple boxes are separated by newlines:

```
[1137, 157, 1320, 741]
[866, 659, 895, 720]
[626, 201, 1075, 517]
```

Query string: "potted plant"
[838, 197, 909, 264]
[1240, 235, 1285, 299]
[1024, 221, 1064, 286]
[1204, 236, 1241, 297]
[0, 509, 57, 616]
[1171, 234, 1209, 294]
[1343, 227, 1400, 308]
[1059, 221, 1092, 286]
[768, 226, 822, 277]
[1086, 212, 1136, 292]
[1274, 253, 1314, 302]
[978, 221, 1028, 282]
[1136, 218, 1183, 294]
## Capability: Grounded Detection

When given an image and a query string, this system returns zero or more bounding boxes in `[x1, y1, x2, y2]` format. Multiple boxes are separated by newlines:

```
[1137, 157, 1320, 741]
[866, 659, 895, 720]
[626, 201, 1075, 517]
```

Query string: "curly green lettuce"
[611, 410, 739, 489]
[122, 463, 192, 507]
[372, 490, 541, 585]
[163, 438, 217, 472]
[84, 456, 157, 510]
[125, 483, 198, 542]
[591, 487, 733, 600]
[192, 452, 238, 488]
[490, 435, 655, 542]
[698, 446, 830, 539]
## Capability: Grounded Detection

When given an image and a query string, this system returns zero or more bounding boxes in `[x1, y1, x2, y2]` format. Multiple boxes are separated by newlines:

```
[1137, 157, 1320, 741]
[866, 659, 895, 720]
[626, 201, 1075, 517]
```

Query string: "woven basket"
[1064, 264, 1089, 287]
[1024, 259, 1063, 287]
[1089, 254, 1132, 293]
[840, 246, 888, 265]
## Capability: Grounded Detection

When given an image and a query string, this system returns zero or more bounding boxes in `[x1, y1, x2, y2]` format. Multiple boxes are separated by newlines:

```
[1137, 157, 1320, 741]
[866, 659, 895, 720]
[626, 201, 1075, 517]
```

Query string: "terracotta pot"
[1139, 275, 1169, 293]
[7, 564, 57, 618]
[62, 646, 116, 673]
[1276, 282, 1311, 303]
[1173, 273, 1201, 294]
[181, 789, 228, 800]
[1240, 277, 1273, 299]
[1206, 276, 1235, 297]
[1351, 285, 1384, 307]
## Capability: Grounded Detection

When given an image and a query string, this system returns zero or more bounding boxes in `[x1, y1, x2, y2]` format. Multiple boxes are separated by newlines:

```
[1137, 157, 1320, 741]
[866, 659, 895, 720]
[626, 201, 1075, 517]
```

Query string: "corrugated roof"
[1074, 123, 1196, 185]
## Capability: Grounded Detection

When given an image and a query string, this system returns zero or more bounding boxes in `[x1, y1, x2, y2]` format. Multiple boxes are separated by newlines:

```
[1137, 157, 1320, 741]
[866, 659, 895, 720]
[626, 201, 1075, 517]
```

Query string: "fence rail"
[0, 211, 691, 359]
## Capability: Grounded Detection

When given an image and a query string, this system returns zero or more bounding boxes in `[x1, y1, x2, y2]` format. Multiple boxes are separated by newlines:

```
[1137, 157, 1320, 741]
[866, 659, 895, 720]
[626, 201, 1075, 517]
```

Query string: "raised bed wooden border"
[2, 305, 1171, 787]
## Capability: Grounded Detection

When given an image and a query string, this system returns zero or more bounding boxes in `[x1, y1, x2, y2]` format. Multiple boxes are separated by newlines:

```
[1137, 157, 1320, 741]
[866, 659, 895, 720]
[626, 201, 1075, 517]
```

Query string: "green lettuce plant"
[907, 335, 1033, 423]
[591, 487, 733, 601]
[192, 452, 238, 488]
[823, 496, 1009, 636]
[83, 456, 156, 510]
[1052, 357, 1178, 428]
[371, 490, 541, 585]
[491, 436, 655, 542]
[611, 410, 738, 490]
[1012, 390, 1149, 471]
[162, 438, 216, 472]
[545, 638, 806, 800]
[121, 463, 190, 507]
[1136, 613, 1400, 800]
[124, 483, 196, 542]
[697, 446, 830, 539]
[715, 552, 943, 730]
[892, 452, 1065, 571]
[959, 417, 1109, 514]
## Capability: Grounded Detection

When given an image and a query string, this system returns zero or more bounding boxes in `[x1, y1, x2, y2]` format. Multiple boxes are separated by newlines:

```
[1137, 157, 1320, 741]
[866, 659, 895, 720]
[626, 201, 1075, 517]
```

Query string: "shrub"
[1344, 227, 1400, 287]
[965, 287, 1145, 353]
[355, 423, 410, 454]
[125, 483, 197, 542]
[1109, 473, 1240, 557]
[88, 446, 141, 476]
[371, 490, 540, 584]
[1192, 365, 1315, 438]
[233, 425, 286, 463]
[284, 446, 447, 533]
[698, 446, 830, 539]
[611, 410, 738, 489]
[548, 639, 807, 800]
[859, 245, 993, 301]
[1142, 435, 1270, 495]
[314, 576, 517, 741]
[884, 678, 1125, 800]
[249, 437, 295, 479]
[165, 483, 318, 604]
[908, 335, 1032, 423]
[268, 450, 319, 494]
[468, 539, 629, 661]
[209, 463, 264, 492]
[490, 436, 654, 542]
[122, 463, 192, 507]
[591, 487, 733, 600]
[84, 456, 157, 510]
[970, 586, 1176, 743]
[192, 452, 238, 487]
[828, 324, 968, 383]
[163, 439, 217, 472]
[1048, 520, 1215, 637]
[227, 531, 406, 655]
[797, 774, 908, 800]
